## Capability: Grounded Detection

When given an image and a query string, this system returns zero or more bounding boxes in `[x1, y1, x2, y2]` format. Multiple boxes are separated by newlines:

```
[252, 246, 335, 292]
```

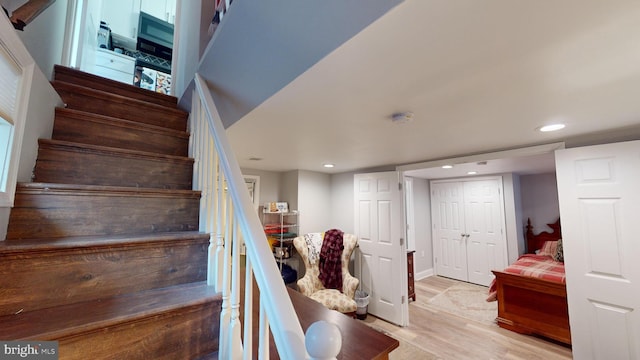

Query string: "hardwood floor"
[366, 276, 573, 360]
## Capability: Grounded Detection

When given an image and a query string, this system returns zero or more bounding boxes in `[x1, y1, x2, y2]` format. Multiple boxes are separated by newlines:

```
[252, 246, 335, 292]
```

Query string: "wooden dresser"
[407, 250, 416, 301]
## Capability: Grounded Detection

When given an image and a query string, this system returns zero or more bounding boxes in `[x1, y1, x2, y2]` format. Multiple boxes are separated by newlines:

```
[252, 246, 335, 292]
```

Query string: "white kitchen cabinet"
[101, 0, 175, 39]
[93, 49, 135, 84]
[166, 0, 176, 24]
[101, 0, 140, 38]
[140, 0, 176, 24]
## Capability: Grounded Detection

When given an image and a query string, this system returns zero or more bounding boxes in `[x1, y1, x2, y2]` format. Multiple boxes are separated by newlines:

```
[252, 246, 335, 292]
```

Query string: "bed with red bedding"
[490, 218, 571, 345]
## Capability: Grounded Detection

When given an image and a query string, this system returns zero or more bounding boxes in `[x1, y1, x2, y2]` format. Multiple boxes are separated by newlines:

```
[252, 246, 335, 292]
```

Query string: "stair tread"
[16, 182, 200, 197]
[39, 138, 194, 163]
[54, 65, 178, 108]
[53, 80, 188, 132]
[0, 282, 221, 340]
[0, 231, 210, 253]
[55, 107, 189, 139]
[53, 80, 186, 115]
[195, 352, 219, 360]
[6, 66, 218, 357]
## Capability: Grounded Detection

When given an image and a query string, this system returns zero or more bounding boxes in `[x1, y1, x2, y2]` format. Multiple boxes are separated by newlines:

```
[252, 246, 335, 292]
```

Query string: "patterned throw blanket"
[319, 229, 344, 291]
[303, 232, 323, 265]
[487, 254, 565, 301]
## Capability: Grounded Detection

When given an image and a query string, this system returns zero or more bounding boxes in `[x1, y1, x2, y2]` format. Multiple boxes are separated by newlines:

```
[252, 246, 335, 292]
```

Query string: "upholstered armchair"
[293, 233, 359, 313]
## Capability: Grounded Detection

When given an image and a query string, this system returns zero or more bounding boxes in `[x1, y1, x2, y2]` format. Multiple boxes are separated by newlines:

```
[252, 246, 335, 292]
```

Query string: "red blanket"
[487, 254, 565, 301]
[319, 229, 344, 291]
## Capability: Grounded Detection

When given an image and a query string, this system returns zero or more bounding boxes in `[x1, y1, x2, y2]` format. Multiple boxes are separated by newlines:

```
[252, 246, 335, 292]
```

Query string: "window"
[0, 117, 13, 191]
[0, 14, 33, 207]
[0, 43, 21, 195]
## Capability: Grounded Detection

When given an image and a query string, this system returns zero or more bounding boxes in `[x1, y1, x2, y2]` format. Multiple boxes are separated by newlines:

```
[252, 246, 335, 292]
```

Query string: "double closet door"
[431, 178, 507, 286]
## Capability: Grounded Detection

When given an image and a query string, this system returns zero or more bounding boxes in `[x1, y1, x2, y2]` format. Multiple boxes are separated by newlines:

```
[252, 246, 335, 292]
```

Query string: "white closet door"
[432, 182, 467, 281]
[464, 179, 506, 286]
[432, 177, 507, 286]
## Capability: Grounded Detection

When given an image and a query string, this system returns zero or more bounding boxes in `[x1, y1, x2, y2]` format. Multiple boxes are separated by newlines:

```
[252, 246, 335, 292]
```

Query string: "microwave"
[137, 12, 174, 61]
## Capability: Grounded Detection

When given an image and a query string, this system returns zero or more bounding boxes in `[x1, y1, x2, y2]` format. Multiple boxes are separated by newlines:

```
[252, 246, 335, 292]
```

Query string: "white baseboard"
[415, 268, 434, 281]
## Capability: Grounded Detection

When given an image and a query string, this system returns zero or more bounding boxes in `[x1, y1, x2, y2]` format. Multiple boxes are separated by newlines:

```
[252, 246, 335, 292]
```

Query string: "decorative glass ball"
[305, 320, 342, 359]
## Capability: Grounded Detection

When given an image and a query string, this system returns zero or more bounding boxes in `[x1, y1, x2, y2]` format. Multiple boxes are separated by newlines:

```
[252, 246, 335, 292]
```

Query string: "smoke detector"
[390, 112, 414, 124]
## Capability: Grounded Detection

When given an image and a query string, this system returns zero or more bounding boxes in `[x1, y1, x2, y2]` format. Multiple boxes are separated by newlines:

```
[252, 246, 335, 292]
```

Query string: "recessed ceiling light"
[442, 165, 453, 169]
[539, 124, 566, 132]
[323, 163, 335, 168]
[467, 171, 478, 175]
[248, 157, 263, 161]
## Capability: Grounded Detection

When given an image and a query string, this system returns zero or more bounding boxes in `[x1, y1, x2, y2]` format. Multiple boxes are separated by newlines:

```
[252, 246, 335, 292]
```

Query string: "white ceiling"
[226, 0, 640, 177]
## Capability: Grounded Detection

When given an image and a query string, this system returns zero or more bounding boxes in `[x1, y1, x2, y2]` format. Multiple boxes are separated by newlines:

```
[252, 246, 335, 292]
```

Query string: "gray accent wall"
[198, 0, 403, 128]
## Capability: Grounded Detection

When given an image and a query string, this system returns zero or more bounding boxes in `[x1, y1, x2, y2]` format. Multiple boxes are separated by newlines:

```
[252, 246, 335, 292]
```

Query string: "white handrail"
[192, 73, 308, 359]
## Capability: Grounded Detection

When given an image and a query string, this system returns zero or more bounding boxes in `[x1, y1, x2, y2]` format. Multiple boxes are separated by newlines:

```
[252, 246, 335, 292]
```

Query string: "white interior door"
[556, 141, 640, 359]
[463, 179, 506, 286]
[431, 181, 467, 281]
[354, 171, 407, 326]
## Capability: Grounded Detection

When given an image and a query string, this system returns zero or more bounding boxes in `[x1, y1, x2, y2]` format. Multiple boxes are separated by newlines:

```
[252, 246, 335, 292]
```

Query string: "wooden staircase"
[0, 65, 221, 359]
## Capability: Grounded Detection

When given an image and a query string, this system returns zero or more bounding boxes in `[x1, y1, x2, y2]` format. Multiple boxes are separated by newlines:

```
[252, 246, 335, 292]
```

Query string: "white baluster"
[215, 155, 226, 291]
[219, 191, 232, 358]
[305, 321, 342, 360]
[207, 231, 216, 285]
[242, 256, 254, 360]
[258, 297, 270, 360]
[229, 215, 243, 359]
[209, 146, 224, 289]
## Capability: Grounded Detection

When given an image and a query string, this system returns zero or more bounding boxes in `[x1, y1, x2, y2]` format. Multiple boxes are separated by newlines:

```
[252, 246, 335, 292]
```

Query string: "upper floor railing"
[208, 0, 232, 36]
[5, 0, 56, 30]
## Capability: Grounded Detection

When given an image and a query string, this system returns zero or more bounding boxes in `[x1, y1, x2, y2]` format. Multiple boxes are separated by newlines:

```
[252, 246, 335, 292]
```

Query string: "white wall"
[0, 206, 8, 239]
[78, 0, 101, 74]
[502, 173, 524, 263]
[279, 170, 298, 211]
[0, 1, 29, 14]
[410, 177, 432, 278]
[330, 171, 355, 234]
[0, 6, 64, 239]
[297, 170, 331, 235]
[17, 69, 63, 182]
[15, 0, 68, 79]
[174, 0, 202, 100]
[1, 68, 63, 240]
[520, 172, 560, 234]
[240, 168, 281, 206]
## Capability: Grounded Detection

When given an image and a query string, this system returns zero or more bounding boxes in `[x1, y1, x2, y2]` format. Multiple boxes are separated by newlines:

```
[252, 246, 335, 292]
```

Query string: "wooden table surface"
[262, 288, 399, 359]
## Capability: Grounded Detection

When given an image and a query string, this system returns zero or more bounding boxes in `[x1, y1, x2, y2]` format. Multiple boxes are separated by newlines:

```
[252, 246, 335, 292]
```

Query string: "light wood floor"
[366, 276, 573, 360]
